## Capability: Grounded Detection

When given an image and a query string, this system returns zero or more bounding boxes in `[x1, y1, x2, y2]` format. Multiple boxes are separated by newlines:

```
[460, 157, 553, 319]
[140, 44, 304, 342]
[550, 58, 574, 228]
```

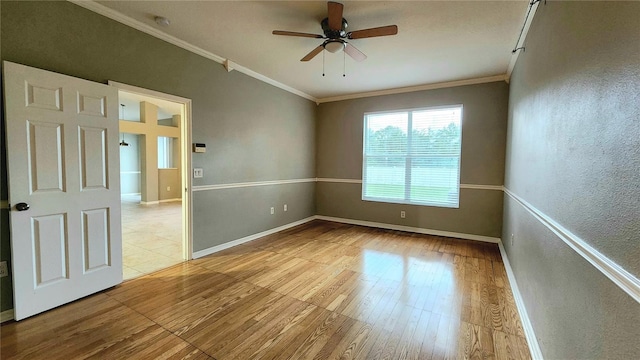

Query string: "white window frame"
[158, 136, 174, 169]
[361, 105, 463, 208]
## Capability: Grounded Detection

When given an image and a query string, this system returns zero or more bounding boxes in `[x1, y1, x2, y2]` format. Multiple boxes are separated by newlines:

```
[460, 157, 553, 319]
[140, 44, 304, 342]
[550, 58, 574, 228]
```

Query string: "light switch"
[193, 168, 204, 178]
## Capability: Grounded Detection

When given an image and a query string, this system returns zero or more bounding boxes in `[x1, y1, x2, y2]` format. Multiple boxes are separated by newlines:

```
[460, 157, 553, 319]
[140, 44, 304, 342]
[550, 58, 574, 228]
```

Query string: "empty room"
[0, 1, 638, 359]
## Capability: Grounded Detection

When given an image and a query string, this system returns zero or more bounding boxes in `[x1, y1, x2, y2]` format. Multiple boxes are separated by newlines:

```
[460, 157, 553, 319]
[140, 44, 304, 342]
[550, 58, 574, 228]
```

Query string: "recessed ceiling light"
[154, 16, 170, 27]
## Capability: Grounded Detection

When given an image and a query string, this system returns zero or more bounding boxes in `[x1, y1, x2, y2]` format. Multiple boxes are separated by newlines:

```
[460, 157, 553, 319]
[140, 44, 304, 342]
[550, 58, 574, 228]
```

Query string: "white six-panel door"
[3, 61, 122, 320]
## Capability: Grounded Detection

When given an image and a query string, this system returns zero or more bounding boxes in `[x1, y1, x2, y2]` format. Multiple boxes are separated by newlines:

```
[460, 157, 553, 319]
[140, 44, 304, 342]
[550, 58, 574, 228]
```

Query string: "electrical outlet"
[0, 261, 8, 278]
[284, 204, 287, 212]
[511, 234, 514, 246]
[400, 210, 406, 219]
[270, 207, 275, 215]
[166, 186, 171, 191]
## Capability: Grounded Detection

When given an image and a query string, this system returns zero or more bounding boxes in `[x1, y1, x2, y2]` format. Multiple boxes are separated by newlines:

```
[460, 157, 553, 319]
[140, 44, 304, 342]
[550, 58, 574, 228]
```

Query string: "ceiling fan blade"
[344, 43, 367, 62]
[327, 1, 344, 31]
[301, 45, 325, 62]
[348, 25, 398, 39]
[272, 30, 324, 39]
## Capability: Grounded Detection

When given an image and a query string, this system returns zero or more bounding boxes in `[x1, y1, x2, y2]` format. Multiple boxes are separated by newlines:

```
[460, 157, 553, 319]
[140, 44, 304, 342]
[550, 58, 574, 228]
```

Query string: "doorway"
[112, 82, 192, 279]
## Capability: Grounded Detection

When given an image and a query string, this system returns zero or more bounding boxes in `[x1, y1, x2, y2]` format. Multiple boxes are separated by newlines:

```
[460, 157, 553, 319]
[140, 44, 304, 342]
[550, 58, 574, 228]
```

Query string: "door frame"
[109, 81, 193, 260]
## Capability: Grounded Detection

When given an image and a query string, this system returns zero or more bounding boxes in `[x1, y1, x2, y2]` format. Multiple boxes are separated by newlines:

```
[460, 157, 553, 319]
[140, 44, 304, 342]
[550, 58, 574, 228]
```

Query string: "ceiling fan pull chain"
[343, 50, 346, 77]
[322, 50, 326, 76]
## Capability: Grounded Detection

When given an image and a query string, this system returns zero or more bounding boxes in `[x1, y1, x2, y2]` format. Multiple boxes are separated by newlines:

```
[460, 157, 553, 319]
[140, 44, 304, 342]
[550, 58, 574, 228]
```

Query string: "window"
[158, 136, 174, 168]
[362, 105, 462, 208]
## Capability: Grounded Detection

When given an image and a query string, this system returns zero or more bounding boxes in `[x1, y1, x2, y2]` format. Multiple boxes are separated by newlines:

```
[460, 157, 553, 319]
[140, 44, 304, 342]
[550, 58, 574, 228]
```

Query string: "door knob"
[15, 203, 30, 211]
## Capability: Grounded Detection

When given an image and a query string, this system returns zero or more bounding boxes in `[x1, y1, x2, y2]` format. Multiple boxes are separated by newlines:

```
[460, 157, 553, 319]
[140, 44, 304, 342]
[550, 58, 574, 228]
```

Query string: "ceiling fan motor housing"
[321, 17, 348, 38]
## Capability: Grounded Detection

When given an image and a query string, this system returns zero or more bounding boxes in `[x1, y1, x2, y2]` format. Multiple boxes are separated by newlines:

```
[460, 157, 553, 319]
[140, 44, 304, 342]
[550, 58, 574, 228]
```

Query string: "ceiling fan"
[272, 1, 398, 62]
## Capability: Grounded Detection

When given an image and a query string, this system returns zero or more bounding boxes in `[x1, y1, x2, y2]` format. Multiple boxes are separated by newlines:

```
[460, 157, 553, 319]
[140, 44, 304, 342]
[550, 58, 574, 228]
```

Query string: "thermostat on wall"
[193, 143, 206, 153]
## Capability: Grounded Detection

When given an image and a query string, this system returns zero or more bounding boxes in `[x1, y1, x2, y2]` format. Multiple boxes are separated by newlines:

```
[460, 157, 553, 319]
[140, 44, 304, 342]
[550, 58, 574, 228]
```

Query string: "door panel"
[32, 213, 68, 286]
[82, 208, 111, 272]
[26, 83, 63, 111]
[27, 121, 66, 193]
[79, 126, 108, 190]
[4, 61, 122, 320]
[77, 93, 107, 118]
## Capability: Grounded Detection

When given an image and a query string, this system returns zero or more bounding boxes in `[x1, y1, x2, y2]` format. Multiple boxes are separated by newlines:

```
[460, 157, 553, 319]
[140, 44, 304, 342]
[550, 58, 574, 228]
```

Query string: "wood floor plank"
[392, 306, 423, 360]
[328, 320, 374, 359]
[255, 307, 334, 360]
[307, 269, 358, 308]
[405, 309, 432, 360]
[1, 220, 529, 360]
[494, 330, 528, 360]
[312, 317, 358, 360]
[168, 284, 271, 336]
[196, 294, 298, 356]
[179, 290, 283, 345]
[228, 302, 319, 359]
[285, 311, 352, 360]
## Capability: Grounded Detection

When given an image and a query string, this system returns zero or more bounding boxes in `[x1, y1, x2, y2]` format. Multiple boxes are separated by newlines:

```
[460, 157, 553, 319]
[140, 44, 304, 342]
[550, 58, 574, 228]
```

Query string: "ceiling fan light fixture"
[273, 1, 398, 63]
[324, 41, 345, 53]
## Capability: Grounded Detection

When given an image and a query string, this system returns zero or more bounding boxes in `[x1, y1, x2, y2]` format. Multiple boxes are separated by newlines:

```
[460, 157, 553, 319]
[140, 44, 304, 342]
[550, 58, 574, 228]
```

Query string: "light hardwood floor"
[0, 220, 530, 360]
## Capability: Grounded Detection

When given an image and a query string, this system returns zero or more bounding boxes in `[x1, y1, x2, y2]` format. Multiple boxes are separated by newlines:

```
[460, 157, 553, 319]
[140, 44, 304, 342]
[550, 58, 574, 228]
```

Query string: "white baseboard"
[498, 241, 544, 360]
[158, 198, 181, 203]
[1, 309, 14, 323]
[120, 193, 141, 197]
[192, 214, 499, 260]
[136, 199, 181, 205]
[192, 216, 316, 259]
[315, 215, 501, 243]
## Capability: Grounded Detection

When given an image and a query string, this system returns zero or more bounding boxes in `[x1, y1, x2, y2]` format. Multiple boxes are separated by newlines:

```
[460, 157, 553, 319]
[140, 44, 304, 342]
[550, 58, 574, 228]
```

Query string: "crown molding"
[316, 75, 508, 103]
[68, 1, 510, 105]
[67, 0, 317, 102]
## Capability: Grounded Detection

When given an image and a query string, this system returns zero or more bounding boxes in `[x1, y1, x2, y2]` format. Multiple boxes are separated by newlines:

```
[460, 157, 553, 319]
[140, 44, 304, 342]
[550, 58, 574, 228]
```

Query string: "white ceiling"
[95, 1, 529, 100]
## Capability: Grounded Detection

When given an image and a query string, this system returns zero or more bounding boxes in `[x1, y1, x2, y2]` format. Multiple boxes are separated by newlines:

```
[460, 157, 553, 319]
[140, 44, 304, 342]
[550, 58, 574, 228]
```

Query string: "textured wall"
[316, 81, 509, 238]
[0, 1, 316, 311]
[503, 1, 640, 358]
[193, 183, 315, 251]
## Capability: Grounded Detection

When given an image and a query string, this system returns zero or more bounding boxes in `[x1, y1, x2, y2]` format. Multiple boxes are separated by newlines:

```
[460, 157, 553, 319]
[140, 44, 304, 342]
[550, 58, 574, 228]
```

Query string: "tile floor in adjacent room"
[121, 195, 183, 280]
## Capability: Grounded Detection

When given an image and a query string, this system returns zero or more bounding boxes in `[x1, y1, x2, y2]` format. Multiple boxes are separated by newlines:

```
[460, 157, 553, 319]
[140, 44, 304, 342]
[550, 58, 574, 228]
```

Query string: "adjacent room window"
[157, 136, 174, 168]
[362, 105, 463, 208]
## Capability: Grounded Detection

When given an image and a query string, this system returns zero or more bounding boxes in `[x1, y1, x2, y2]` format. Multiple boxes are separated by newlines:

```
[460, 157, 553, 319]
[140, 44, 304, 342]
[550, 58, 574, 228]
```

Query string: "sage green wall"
[0, 1, 316, 311]
[316, 82, 509, 238]
[503, 1, 640, 358]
